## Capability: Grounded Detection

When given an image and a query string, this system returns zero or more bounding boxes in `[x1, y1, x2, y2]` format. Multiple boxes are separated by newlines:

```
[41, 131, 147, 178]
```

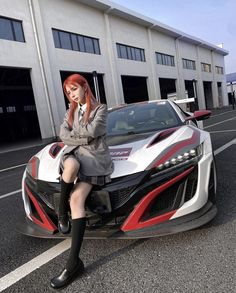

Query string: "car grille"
[184, 167, 198, 202]
[109, 185, 136, 209]
[143, 166, 198, 220]
[25, 172, 60, 211]
[25, 172, 140, 214]
[146, 181, 184, 219]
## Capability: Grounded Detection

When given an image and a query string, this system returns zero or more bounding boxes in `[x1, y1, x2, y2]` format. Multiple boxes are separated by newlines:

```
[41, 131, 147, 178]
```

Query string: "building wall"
[37, 0, 116, 125]
[152, 31, 178, 79]
[0, 0, 229, 140]
[151, 31, 178, 99]
[0, 0, 59, 138]
[109, 15, 150, 100]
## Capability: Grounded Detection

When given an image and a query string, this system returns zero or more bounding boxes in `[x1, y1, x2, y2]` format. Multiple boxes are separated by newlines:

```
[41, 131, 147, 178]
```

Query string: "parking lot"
[0, 107, 236, 293]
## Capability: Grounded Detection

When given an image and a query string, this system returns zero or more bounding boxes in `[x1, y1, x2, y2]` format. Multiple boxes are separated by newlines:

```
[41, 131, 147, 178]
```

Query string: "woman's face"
[65, 83, 86, 104]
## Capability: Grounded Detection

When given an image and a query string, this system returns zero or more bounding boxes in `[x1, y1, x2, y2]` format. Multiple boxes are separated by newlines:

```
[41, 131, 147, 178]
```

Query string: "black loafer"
[50, 259, 84, 289]
[58, 216, 71, 234]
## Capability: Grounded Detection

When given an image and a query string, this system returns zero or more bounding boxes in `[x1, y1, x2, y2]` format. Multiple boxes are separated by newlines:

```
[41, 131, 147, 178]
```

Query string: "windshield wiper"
[107, 131, 138, 137]
[125, 131, 138, 135]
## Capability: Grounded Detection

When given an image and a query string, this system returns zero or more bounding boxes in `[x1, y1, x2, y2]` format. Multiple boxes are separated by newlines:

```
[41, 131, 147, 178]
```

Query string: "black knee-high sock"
[66, 217, 86, 271]
[59, 179, 74, 217]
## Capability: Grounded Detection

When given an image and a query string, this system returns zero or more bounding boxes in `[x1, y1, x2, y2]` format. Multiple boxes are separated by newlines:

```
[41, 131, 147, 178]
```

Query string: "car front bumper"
[16, 200, 217, 239]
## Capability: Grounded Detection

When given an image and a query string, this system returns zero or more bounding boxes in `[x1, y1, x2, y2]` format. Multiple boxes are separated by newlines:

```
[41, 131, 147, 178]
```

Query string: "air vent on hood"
[147, 127, 178, 148]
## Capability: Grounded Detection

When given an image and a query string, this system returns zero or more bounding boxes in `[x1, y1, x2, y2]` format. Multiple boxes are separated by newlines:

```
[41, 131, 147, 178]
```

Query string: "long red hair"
[63, 74, 98, 129]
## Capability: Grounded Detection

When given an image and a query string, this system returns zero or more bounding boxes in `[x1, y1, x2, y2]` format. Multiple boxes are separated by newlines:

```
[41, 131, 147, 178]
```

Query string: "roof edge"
[76, 0, 228, 56]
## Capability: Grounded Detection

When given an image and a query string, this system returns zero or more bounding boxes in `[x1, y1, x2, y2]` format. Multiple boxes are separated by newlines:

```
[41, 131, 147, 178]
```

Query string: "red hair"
[63, 74, 98, 129]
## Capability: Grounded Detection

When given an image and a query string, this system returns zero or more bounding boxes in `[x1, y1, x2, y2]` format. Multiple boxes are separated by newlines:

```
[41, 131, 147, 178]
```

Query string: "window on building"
[182, 58, 196, 70]
[215, 66, 223, 75]
[156, 52, 175, 66]
[6, 106, 16, 113]
[71, 34, 79, 51]
[0, 16, 25, 42]
[201, 63, 211, 73]
[59, 31, 72, 50]
[83, 37, 94, 54]
[116, 43, 145, 62]
[24, 105, 36, 111]
[52, 28, 101, 55]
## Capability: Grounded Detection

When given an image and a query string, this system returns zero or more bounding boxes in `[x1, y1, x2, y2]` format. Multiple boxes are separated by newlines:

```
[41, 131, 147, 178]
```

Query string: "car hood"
[35, 125, 203, 182]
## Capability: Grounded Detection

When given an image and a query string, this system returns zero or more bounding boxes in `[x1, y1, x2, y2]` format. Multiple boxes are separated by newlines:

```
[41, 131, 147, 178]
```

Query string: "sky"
[112, 0, 236, 74]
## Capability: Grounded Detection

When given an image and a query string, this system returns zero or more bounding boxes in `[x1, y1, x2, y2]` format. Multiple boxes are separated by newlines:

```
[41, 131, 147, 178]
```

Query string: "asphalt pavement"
[0, 107, 236, 293]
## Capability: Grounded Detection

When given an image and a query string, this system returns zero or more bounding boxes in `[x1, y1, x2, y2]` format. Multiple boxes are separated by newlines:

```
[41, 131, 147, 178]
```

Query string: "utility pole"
[230, 82, 235, 110]
[192, 79, 199, 110]
[92, 71, 101, 103]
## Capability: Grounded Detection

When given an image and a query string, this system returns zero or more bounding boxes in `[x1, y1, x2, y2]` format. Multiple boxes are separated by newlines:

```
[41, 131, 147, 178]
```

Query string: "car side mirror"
[185, 110, 211, 121]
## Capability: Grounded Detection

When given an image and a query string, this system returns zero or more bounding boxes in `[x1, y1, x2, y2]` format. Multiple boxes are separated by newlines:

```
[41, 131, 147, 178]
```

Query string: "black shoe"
[50, 259, 84, 289]
[58, 215, 71, 234]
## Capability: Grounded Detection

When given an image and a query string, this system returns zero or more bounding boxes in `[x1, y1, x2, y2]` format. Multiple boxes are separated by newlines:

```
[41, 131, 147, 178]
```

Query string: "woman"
[50, 74, 113, 289]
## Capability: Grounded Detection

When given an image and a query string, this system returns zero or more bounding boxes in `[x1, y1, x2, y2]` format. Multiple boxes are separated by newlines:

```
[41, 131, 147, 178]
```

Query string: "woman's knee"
[70, 191, 85, 208]
[63, 158, 80, 177]
[70, 184, 92, 209]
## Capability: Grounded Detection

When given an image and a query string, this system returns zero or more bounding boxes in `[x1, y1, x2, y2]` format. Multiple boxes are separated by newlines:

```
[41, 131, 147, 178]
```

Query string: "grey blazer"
[59, 104, 113, 177]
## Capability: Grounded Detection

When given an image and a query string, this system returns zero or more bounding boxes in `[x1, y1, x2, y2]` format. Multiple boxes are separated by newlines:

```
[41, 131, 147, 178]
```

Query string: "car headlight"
[151, 144, 203, 177]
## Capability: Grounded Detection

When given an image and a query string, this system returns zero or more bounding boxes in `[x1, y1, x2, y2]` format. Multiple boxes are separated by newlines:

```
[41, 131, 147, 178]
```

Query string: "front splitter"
[16, 201, 217, 239]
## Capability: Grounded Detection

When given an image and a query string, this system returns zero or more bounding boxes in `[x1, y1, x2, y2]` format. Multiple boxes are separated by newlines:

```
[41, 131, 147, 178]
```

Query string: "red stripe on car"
[24, 183, 57, 232]
[152, 129, 199, 168]
[29, 157, 37, 178]
[121, 167, 194, 232]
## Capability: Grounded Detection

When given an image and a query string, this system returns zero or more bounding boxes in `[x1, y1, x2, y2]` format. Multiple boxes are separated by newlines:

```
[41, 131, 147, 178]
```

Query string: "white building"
[0, 0, 229, 143]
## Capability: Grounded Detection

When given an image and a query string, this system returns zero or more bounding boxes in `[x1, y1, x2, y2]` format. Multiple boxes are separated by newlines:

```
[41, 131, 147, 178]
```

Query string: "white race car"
[18, 99, 217, 239]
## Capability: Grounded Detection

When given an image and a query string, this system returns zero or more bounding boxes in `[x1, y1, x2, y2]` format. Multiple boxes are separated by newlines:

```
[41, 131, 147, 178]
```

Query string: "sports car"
[18, 99, 217, 239]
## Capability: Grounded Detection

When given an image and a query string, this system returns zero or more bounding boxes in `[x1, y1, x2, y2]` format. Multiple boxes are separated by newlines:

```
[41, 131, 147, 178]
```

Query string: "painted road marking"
[0, 239, 71, 292]
[210, 110, 235, 118]
[0, 138, 235, 291]
[204, 117, 236, 129]
[0, 163, 26, 173]
[214, 138, 236, 156]
[210, 129, 236, 134]
[0, 190, 21, 200]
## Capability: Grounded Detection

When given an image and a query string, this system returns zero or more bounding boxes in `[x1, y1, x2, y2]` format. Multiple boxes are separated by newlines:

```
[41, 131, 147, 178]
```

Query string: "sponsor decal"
[110, 147, 132, 161]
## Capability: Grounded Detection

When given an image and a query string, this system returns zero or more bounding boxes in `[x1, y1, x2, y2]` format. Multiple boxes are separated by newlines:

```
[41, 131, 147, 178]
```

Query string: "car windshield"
[107, 101, 183, 136]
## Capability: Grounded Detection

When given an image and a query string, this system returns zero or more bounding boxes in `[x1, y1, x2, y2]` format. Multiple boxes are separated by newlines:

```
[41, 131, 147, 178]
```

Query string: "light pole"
[92, 71, 101, 103]
[230, 82, 235, 109]
[192, 79, 199, 110]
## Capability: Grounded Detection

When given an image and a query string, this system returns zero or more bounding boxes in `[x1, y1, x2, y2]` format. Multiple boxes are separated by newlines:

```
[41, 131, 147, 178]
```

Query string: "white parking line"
[0, 239, 71, 292]
[0, 137, 236, 291]
[204, 117, 236, 129]
[214, 138, 236, 156]
[210, 110, 235, 118]
[0, 189, 21, 200]
[0, 163, 27, 173]
[210, 129, 236, 134]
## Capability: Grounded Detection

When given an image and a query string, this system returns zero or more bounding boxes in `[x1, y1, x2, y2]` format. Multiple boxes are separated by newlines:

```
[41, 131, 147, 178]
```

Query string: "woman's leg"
[58, 157, 80, 234]
[50, 181, 92, 289]
[66, 182, 92, 270]
[62, 157, 80, 183]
